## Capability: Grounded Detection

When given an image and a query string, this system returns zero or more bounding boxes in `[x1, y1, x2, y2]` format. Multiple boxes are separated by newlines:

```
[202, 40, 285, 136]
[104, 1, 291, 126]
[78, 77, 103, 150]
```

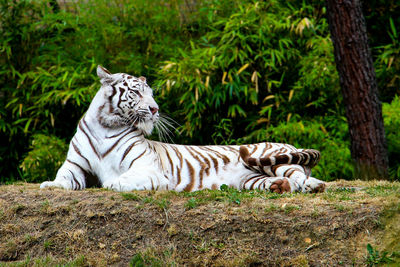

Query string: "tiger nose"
[149, 106, 158, 115]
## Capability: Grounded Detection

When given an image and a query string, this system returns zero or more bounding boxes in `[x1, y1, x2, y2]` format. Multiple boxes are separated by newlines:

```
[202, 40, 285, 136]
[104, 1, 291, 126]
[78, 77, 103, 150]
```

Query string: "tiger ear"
[97, 65, 113, 84]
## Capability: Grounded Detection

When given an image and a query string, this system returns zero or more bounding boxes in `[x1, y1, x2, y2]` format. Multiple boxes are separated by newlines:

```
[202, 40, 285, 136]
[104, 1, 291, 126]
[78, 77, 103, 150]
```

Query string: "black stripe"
[69, 170, 80, 190]
[186, 147, 207, 189]
[128, 150, 146, 168]
[120, 140, 141, 165]
[249, 176, 264, 190]
[102, 131, 136, 158]
[78, 121, 101, 159]
[117, 87, 126, 110]
[71, 140, 92, 169]
[171, 146, 183, 185]
[183, 160, 195, 192]
[108, 85, 117, 113]
[82, 117, 99, 143]
[118, 133, 143, 150]
[106, 127, 131, 139]
[162, 144, 174, 177]
[202, 147, 230, 165]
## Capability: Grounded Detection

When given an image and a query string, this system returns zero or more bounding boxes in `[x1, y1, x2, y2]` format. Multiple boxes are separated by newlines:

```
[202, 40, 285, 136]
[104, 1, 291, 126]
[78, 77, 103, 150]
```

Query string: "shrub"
[20, 134, 68, 183]
[156, 0, 340, 144]
[244, 118, 353, 181]
[383, 96, 400, 179]
[0, 0, 206, 180]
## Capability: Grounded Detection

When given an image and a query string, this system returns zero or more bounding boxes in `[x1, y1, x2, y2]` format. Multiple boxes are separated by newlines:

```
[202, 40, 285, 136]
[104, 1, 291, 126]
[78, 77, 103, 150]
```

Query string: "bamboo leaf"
[263, 95, 275, 102]
[287, 113, 292, 122]
[236, 63, 249, 75]
[320, 124, 328, 134]
[205, 76, 210, 89]
[389, 17, 397, 38]
[288, 89, 294, 102]
[222, 72, 227, 84]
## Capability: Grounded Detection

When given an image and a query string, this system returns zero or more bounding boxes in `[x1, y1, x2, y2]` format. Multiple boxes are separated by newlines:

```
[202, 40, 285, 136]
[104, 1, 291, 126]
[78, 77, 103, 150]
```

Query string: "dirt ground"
[0, 180, 399, 266]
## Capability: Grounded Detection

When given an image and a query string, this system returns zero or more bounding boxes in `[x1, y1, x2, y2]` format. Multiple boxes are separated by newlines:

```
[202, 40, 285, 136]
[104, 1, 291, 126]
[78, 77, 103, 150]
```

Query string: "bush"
[383, 96, 400, 179]
[243, 118, 353, 181]
[156, 0, 342, 144]
[20, 134, 68, 183]
[0, 0, 207, 180]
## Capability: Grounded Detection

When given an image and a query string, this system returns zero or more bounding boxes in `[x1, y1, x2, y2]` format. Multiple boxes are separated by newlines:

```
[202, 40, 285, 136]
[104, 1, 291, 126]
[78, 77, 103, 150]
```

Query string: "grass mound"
[0, 180, 399, 266]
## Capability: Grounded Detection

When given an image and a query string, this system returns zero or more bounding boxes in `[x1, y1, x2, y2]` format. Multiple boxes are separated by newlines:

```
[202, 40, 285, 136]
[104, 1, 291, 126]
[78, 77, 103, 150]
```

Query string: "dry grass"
[0, 180, 399, 266]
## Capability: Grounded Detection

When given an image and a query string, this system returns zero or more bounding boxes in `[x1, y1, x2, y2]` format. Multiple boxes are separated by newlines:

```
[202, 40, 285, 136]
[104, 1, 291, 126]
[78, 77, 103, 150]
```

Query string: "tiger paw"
[301, 177, 326, 193]
[40, 180, 72, 190]
[269, 178, 292, 194]
[103, 179, 139, 192]
[103, 176, 159, 191]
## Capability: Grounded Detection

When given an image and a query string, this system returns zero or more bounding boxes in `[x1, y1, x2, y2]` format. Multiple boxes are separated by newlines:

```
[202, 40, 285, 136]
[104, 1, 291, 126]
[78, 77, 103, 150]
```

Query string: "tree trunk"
[325, 0, 389, 179]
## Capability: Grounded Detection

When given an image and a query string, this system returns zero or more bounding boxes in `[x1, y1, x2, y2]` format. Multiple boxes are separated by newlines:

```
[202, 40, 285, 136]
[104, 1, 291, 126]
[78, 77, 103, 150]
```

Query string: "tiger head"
[96, 65, 159, 135]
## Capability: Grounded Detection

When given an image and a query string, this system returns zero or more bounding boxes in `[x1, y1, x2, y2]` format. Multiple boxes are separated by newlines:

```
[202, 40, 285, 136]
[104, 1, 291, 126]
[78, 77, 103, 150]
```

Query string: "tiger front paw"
[40, 180, 72, 190]
[102, 178, 152, 191]
[301, 177, 326, 193]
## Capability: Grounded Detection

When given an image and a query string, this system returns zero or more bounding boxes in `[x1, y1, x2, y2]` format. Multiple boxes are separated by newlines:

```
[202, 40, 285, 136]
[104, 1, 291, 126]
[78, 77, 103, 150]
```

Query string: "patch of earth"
[0, 180, 399, 266]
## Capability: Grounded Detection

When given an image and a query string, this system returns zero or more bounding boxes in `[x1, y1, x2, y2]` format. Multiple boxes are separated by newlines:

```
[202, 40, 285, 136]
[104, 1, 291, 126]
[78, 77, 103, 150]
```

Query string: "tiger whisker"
[154, 116, 176, 143]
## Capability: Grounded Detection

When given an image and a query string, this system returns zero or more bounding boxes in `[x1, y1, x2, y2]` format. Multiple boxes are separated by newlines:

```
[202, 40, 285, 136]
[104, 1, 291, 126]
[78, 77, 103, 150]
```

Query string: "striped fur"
[40, 66, 326, 194]
[239, 146, 321, 168]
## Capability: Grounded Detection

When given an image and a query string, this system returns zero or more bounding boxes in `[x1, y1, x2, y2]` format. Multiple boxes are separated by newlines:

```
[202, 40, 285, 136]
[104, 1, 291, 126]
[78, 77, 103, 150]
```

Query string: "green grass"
[0, 255, 88, 267]
[115, 182, 400, 212]
[129, 247, 177, 267]
[365, 243, 397, 266]
[184, 197, 199, 210]
[120, 192, 142, 201]
[364, 185, 400, 197]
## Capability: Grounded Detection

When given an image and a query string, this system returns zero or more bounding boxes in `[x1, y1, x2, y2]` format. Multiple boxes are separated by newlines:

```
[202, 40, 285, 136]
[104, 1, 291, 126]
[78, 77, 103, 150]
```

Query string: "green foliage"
[130, 253, 164, 267]
[220, 184, 242, 204]
[383, 96, 400, 179]
[366, 243, 395, 266]
[157, 0, 339, 142]
[43, 240, 54, 251]
[130, 253, 147, 267]
[244, 119, 353, 180]
[184, 197, 199, 210]
[130, 248, 176, 267]
[121, 193, 142, 201]
[20, 134, 68, 183]
[374, 17, 400, 101]
[0, 0, 204, 180]
[2, 255, 89, 267]
[1, 0, 399, 182]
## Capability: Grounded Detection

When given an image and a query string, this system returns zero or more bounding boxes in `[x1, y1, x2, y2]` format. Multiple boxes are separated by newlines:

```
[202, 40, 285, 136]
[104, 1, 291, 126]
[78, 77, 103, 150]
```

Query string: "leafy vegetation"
[366, 243, 396, 266]
[1, 0, 399, 182]
[19, 134, 68, 183]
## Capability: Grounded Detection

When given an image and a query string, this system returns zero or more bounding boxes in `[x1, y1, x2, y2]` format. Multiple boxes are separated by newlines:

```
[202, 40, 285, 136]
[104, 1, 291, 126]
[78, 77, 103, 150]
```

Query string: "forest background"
[1, 0, 399, 183]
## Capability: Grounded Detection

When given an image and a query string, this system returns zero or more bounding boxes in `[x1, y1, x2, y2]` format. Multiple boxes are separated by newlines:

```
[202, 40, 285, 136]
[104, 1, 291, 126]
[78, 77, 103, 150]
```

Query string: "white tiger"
[40, 66, 326, 193]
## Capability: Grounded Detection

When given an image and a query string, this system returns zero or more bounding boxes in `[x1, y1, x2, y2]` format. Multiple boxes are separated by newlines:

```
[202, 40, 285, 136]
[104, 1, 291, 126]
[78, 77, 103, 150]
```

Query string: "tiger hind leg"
[275, 165, 326, 193]
[240, 174, 300, 193]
